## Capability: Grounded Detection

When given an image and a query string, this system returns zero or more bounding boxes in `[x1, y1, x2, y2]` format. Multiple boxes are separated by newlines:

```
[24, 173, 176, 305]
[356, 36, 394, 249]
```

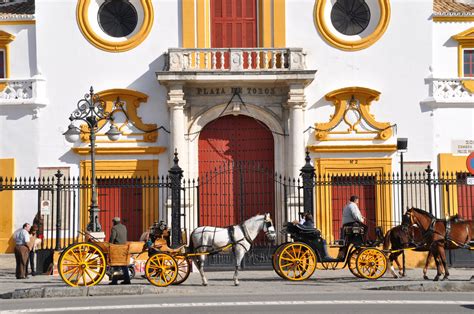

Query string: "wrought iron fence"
[0, 173, 171, 250]
[1, 165, 472, 253]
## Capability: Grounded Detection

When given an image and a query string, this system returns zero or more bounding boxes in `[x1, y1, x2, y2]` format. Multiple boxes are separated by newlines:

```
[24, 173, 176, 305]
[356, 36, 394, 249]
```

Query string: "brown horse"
[383, 223, 437, 279]
[406, 207, 473, 281]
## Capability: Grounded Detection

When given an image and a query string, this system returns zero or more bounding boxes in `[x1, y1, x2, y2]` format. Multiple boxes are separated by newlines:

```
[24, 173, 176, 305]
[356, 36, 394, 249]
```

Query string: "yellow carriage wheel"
[348, 248, 362, 278]
[58, 242, 106, 287]
[356, 248, 387, 280]
[277, 242, 316, 281]
[172, 255, 192, 285]
[272, 243, 288, 279]
[145, 253, 178, 287]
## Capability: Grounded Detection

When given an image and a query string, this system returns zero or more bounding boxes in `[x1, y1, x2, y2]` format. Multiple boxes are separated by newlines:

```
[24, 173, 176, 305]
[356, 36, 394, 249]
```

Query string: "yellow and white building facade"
[0, 0, 472, 260]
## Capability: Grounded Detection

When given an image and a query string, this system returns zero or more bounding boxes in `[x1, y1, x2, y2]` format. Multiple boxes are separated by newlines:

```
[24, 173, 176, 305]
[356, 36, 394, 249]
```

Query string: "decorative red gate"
[198, 115, 274, 232]
[331, 176, 376, 239]
[97, 178, 143, 241]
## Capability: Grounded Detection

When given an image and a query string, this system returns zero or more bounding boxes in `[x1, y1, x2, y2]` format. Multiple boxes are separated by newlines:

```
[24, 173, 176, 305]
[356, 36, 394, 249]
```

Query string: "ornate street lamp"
[63, 87, 121, 232]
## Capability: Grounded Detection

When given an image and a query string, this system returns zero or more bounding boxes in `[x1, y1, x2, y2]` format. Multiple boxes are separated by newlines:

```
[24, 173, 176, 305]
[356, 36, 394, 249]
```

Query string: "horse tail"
[383, 228, 392, 251]
[188, 230, 195, 254]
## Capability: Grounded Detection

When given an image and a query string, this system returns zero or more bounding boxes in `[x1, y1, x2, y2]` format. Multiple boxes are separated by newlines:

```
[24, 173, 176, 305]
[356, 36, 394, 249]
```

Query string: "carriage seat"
[341, 224, 365, 237]
[294, 224, 321, 236]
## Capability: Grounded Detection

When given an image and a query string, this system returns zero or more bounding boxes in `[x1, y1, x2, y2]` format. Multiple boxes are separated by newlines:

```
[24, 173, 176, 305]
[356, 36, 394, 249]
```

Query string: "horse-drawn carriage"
[272, 222, 388, 280]
[58, 225, 187, 287]
[58, 213, 276, 287]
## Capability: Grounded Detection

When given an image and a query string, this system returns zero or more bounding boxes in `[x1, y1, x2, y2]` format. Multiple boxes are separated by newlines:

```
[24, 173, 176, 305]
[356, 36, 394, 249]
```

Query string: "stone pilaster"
[286, 83, 306, 178]
[167, 83, 187, 174]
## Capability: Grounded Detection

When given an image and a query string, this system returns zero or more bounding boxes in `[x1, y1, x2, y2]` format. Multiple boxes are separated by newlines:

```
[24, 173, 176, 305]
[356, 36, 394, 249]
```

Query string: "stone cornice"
[157, 70, 316, 87]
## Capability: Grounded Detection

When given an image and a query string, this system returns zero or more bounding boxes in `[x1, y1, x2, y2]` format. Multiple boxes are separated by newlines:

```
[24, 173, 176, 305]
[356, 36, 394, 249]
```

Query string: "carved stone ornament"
[80, 89, 158, 143]
[315, 87, 393, 141]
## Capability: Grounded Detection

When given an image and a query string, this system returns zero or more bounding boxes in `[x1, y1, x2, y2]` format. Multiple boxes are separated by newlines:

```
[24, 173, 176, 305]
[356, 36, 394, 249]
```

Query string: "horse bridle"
[406, 209, 439, 243]
[263, 216, 276, 238]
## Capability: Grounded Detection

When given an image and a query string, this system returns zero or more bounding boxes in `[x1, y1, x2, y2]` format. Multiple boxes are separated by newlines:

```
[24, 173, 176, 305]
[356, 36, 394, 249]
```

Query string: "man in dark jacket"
[109, 217, 131, 285]
[110, 217, 127, 244]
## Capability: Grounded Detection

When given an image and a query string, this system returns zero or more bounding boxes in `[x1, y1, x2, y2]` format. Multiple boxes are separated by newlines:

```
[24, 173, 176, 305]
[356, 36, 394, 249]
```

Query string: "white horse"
[189, 213, 276, 286]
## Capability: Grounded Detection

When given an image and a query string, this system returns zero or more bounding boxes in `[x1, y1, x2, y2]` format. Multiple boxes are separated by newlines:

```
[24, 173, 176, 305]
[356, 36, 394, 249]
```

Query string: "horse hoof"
[234, 282, 240, 286]
[433, 277, 439, 282]
[441, 277, 449, 281]
[202, 282, 208, 286]
[423, 276, 429, 280]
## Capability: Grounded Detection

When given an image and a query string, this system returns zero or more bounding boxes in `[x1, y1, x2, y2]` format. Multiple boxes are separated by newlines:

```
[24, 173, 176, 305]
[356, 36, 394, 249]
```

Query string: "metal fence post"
[54, 170, 63, 251]
[425, 165, 433, 215]
[169, 150, 183, 246]
[300, 150, 315, 216]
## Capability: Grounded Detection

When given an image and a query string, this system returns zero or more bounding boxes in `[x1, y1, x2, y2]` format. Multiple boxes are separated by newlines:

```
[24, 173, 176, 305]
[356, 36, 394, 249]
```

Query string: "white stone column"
[286, 84, 306, 178]
[167, 83, 187, 174]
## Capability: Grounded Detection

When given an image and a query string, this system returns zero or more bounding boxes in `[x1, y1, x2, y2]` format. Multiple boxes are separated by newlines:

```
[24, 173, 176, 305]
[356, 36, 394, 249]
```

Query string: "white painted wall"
[286, 0, 434, 169]
[432, 21, 472, 78]
[33, 0, 179, 178]
[2, 0, 474, 229]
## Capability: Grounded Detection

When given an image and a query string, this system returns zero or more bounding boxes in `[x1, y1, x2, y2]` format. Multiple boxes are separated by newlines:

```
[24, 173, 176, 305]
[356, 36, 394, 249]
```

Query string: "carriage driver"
[109, 217, 131, 285]
[341, 195, 368, 237]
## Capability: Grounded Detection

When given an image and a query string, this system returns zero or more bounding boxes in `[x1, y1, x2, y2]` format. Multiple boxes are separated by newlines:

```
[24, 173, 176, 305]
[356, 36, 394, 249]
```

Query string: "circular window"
[98, 0, 138, 38]
[330, 0, 371, 36]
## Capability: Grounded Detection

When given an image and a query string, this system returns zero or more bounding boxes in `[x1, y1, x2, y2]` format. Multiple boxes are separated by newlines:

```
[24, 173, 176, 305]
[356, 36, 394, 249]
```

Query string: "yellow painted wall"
[314, 158, 393, 243]
[79, 159, 159, 233]
[438, 153, 471, 216]
[0, 158, 15, 253]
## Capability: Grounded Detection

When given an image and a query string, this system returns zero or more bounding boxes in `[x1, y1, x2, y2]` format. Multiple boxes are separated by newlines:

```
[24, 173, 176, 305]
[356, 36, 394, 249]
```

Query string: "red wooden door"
[457, 173, 474, 219]
[331, 176, 376, 240]
[211, 0, 257, 68]
[211, 0, 257, 48]
[198, 115, 274, 228]
[97, 179, 143, 241]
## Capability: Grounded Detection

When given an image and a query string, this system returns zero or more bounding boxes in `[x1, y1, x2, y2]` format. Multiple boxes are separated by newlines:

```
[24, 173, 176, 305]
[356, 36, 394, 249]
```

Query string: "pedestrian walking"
[13, 223, 31, 279]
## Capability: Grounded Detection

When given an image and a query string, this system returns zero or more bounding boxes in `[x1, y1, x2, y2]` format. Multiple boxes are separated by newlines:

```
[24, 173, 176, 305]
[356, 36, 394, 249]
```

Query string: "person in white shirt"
[341, 196, 367, 237]
[13, 223, 31, 279]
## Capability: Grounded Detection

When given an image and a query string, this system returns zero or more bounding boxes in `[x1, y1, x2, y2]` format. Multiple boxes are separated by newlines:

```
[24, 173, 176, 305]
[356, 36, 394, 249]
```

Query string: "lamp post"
[63, 87, 121, 232]
[397, 138, 408, 212]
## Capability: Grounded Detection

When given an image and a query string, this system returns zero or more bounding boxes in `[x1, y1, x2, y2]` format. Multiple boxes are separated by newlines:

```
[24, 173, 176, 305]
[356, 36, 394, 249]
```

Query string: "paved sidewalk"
[1, 254, 473, 299]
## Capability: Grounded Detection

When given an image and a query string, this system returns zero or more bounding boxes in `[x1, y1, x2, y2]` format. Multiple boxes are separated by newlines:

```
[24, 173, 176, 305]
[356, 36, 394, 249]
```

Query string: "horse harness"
[193, 225, 253, 255]
[413, 212, 471, 249]
[228, 224, 254, 252]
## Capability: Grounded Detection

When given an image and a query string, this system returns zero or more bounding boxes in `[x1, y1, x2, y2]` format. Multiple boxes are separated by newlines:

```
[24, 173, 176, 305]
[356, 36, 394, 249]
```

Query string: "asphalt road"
[1, 291, 473, 314]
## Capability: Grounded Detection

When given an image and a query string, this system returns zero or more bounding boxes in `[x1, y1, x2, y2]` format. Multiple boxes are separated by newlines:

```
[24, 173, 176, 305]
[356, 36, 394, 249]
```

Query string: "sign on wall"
[451, 140, 474, 155]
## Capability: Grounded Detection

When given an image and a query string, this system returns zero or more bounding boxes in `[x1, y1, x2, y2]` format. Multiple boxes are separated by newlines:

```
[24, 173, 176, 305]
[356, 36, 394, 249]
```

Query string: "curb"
[1, 285, 190, 299]
[370, 282, 474, 292]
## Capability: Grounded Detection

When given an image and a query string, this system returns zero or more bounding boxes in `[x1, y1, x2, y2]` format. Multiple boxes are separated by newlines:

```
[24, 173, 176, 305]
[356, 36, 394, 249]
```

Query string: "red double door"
[198, 115, 274, 228]
[211, 0, 257, 68]
[97, 179, 143, 241]
[331, 177, 377, 240]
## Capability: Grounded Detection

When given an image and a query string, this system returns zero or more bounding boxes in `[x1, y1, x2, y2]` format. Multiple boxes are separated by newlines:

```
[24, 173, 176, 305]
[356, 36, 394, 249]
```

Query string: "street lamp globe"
[63, 124, 81, 143]
[105, 124, 121, 141]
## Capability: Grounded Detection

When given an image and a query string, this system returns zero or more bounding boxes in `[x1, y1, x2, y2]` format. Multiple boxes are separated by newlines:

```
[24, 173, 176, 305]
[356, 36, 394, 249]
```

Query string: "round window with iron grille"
[330, 0, 371, 36]
[98, 0, 138, 38]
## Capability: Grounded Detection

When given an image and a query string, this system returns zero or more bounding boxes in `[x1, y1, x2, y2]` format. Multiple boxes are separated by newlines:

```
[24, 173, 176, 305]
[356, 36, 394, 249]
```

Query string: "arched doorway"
[198, 115, 275, 230]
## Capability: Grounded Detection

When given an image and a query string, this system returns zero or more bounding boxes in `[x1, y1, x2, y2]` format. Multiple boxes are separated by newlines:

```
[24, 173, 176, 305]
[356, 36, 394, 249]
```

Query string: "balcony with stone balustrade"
[424, 77, 474, 106]
[0, 76, 48, 116]
[165, 48, 307, 72]
[159, 47, 315, 86]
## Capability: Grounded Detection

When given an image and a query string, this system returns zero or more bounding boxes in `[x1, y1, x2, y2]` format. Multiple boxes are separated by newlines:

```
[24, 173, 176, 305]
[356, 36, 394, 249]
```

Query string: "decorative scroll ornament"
[315, 87, 394, 141]
[80, 89, 162, 143]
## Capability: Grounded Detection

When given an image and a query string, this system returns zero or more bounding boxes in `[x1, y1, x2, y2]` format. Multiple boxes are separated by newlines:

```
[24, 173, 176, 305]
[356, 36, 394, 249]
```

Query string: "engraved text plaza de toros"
[196, 87, 278, 96]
